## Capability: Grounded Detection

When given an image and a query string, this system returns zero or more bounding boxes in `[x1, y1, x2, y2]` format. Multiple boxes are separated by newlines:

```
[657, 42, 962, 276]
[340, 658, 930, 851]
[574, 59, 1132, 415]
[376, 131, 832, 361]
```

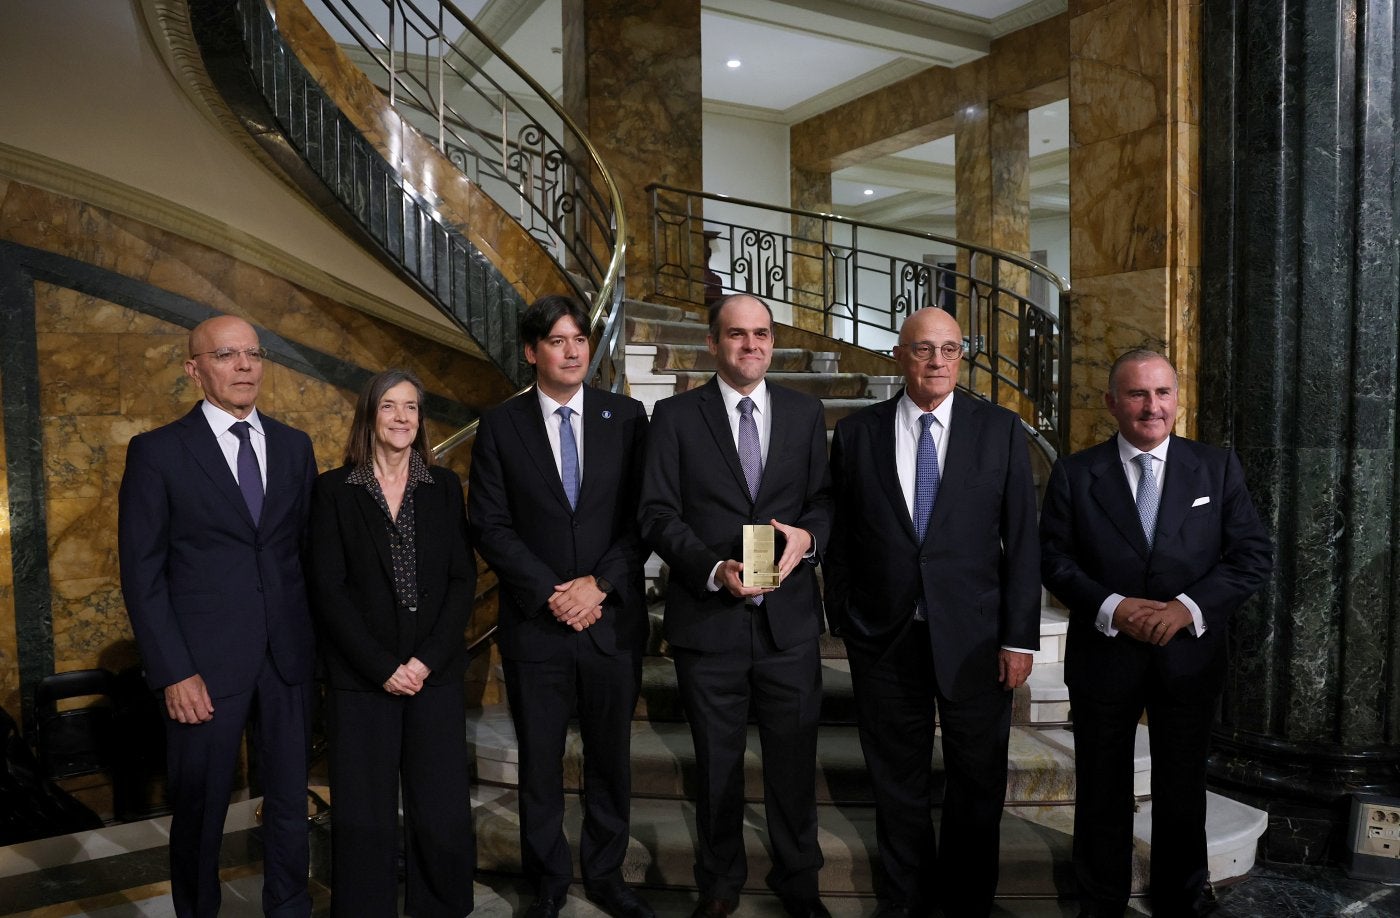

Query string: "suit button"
[919, 557, 927, 565]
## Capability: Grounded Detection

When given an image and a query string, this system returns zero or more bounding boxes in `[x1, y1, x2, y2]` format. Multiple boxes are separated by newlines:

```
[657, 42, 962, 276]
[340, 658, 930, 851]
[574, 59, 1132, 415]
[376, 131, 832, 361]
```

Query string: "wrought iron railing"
[302, 0, 623, 311]
[648, 184, 1071, 459]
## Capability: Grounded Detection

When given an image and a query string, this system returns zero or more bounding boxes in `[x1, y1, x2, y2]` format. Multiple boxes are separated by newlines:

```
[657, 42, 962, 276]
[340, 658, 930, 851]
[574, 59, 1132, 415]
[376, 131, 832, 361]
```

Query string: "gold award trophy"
[742, 524, 781, 589]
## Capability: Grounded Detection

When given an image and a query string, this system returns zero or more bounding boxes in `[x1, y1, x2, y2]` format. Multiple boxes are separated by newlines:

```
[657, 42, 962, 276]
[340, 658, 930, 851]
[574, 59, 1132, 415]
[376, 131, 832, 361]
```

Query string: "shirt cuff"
[1001, 645, 1037, 655]
[1097, 593, 1124, 637]
[707, 561, 724, 592]
[1177, 593, 1206, 636]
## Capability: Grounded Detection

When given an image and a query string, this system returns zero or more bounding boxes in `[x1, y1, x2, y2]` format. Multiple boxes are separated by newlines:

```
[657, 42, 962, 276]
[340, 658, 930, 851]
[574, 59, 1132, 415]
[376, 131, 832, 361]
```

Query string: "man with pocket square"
[1040, 349, 1272, 918]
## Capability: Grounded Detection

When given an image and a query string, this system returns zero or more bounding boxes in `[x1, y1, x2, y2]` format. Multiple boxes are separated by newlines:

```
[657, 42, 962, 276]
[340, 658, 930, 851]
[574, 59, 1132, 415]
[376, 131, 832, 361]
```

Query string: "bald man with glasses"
[824, 307, 1041, 917]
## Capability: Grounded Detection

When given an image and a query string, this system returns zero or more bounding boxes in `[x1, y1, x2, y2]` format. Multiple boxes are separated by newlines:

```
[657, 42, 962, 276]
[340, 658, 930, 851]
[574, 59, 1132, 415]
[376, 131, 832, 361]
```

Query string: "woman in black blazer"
[308, 368, 476, 917]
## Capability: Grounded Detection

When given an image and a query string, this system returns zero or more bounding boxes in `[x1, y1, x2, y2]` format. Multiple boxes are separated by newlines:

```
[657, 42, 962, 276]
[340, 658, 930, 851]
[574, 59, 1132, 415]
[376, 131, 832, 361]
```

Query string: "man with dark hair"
[639, 294, 832, 918]
[824, 306, 1040, 917]
[1041, 349, 1272, 917]
[470, 294, 653, 918]
[119, 314, 317, 917]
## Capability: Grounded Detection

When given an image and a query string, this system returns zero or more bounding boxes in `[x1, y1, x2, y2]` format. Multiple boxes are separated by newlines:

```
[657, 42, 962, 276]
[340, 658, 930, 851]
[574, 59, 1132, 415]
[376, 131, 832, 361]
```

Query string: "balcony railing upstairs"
[648, 184, 1071, 460]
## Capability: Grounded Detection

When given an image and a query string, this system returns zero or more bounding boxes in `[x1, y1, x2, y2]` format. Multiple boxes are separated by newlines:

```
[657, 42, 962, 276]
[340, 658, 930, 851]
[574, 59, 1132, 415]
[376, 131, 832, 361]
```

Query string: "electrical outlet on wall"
[1360, 805, 1400, 859]
[1346, 794, 1400, 881]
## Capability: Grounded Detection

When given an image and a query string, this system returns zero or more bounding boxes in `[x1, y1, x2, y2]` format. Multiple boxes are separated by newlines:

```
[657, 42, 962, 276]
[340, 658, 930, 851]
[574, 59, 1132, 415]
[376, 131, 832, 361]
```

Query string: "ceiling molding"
[781, 58, 931, 122]
[987, 0, 1068, 37]
[0, 142, 475, 354]
[705, 0, 988, 64]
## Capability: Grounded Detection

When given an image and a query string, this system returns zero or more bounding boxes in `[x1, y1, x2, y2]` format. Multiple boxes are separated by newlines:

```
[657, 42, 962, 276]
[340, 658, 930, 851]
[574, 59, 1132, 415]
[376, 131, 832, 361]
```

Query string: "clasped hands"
[383, 656, 431, 695]
[1113, 597, 1192, 645]
[718, 518, 812, 599]
[549, 574, 607, 632]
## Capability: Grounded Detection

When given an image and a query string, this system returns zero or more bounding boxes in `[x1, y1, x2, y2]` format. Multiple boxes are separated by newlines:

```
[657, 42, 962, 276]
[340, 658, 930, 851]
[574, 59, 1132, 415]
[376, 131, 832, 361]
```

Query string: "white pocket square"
[1191, 496, 1211, 507]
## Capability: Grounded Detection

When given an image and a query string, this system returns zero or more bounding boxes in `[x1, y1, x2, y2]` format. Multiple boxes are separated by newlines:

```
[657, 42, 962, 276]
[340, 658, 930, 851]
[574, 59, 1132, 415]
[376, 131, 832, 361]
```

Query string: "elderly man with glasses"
[824, 306, 1041, 918]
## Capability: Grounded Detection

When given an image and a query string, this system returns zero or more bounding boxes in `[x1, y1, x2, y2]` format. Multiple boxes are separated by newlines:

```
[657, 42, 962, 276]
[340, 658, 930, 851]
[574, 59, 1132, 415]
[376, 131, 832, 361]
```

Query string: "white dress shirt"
[706, 377, 785, 591]
[535, 386, 586, 481]
[200, 400, 267, 491]
[1096, 434, 1207, 638]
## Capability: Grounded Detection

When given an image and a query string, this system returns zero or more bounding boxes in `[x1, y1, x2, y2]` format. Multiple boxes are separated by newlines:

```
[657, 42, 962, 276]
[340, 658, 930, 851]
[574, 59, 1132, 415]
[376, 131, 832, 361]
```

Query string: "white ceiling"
[309, 0, 1069, 229]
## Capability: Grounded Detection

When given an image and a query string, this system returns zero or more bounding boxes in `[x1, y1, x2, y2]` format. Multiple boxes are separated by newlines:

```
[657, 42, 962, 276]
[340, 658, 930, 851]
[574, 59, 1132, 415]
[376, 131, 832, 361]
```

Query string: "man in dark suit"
[638, 294, 832, 918]
[1040, 349, 1272, 918]
[118, 314, 317, 918]
[824, 306, 1041, 917]
[470, 295, 653, 918]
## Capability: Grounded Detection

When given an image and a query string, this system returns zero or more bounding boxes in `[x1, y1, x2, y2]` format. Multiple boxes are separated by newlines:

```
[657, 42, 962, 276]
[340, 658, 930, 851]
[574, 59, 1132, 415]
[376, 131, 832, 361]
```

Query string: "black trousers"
[1069, 664, 1217, 918]
[503, 637, 642, 898]
[672, 606, 823, 903]
[845, 619, 1011, 918]
[326, 681, 475, 918]
[165, 656, 312, 918]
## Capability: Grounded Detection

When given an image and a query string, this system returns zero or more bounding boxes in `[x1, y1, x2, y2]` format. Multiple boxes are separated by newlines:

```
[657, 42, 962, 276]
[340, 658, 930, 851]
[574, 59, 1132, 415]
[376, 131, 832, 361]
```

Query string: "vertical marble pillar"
[956, 101, 1033, 413]
[562, 0, 704, 301]
[789, 165, 832, 335]
[1200, 0, 1400, 862]
[1067, 0, 1199, 449]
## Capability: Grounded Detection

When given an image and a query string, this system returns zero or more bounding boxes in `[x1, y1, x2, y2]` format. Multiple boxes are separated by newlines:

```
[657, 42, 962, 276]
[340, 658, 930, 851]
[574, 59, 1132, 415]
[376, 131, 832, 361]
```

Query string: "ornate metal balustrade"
[304, 0, 621, 305]
[648, 183, 1071, 458]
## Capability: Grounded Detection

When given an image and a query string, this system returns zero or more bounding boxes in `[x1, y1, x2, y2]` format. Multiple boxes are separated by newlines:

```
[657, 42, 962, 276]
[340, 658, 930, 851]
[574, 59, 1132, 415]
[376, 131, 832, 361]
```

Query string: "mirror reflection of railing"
[648, 183, 1071, 459]
[303, 0, 623, 307]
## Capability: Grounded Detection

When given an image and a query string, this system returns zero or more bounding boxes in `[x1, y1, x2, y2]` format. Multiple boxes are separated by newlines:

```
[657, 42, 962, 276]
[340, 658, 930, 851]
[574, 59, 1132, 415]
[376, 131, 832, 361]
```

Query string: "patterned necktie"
[229, 421, 263, 526]
[738, 396, 762, 502]
[1135, 452, 1159, 549]
[913, 412, 941, 543]
[557, 406, 579, 509]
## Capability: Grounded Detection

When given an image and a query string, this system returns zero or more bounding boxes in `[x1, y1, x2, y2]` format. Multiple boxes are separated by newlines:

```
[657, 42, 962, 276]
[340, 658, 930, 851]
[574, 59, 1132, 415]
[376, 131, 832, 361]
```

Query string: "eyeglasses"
[902, 341, 966, 362]
[191, 347, 267, 364]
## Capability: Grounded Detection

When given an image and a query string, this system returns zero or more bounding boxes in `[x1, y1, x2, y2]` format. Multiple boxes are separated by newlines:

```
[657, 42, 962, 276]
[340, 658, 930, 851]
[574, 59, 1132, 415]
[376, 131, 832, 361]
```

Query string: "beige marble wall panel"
[1070, 126, 1170, 279]
[2, 185, 513, 702]
[1070, 0, 1169, 146]
[564, 0, 703, 294]
[1066, 268, 1176, 446]
[986, 15, 1072, 104]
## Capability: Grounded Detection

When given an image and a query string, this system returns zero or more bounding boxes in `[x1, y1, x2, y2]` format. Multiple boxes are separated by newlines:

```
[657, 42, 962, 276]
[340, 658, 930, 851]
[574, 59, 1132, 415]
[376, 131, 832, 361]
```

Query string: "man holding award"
[639, 294, 832, 918]
[824, 306, 1040, 917]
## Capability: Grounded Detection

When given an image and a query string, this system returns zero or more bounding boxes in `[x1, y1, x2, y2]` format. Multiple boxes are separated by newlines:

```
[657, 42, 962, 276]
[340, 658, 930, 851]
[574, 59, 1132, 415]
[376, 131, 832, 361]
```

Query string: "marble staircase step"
[822, 398, 882, 427]
[625, 300, 696, 323]
[468, 707, 1087, 806]
[627, 316, 710, 344]
[472, 784, 1144, 898]
[650, 343, 815, 373]
[670, 371, 870, 398]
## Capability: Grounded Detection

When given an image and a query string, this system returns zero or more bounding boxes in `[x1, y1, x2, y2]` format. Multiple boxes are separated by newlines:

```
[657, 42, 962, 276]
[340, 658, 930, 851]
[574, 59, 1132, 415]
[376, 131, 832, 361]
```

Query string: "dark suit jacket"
[118, 402, 317, 698]
[824, 391, 1041, 701]
[1040, 434, 1272, 695]
[307, 463, 476, 691]
[638, 377, 831, 653]
[468, 387, 650, 663]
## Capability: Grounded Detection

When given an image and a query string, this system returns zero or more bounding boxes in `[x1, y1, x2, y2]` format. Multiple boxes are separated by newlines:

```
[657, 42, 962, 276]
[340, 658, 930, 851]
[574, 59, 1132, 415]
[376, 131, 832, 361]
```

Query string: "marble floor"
[2, 804, 1398, 917]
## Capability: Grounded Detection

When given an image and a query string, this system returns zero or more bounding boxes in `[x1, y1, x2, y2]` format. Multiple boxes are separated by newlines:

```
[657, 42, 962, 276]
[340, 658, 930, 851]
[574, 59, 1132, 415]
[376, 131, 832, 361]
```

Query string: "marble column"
[1067, 0, 1199, 449]
[789, 165, 832, 335]
[1200, 0, 1400, 862]
[562, 0, 703, 301]
[956, 99, 1033, 412]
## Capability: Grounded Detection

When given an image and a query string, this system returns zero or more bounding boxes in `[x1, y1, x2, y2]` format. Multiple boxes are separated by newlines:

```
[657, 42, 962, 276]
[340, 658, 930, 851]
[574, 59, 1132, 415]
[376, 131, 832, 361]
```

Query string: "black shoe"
[690, 897, 736, 918]
[872, 905, 912, 918]
[778, 895, 832, 918]
[524, 895, 564, 918]
[586, 883, 656, 918]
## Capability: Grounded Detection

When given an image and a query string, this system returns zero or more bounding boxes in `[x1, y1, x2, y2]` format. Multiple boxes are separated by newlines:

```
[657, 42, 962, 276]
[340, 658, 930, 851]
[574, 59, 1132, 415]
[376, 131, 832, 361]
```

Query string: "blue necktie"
[230, 421, 263, 526]
[913, 412, 941, 543]
[1135, 452, 1159, 549]
[557, 406, 580, 509]
[738, 397, 762, 502]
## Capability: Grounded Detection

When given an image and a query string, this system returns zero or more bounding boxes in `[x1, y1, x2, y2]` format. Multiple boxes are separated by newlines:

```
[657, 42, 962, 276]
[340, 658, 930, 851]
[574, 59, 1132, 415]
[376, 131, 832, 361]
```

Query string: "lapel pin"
[601, 410, 612, 419]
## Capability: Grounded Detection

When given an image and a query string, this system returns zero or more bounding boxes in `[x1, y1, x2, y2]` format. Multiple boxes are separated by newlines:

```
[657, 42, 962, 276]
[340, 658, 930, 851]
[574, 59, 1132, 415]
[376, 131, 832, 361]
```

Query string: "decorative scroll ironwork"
[304, 0, 620, 303]
[647, 183, 1071, 459]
